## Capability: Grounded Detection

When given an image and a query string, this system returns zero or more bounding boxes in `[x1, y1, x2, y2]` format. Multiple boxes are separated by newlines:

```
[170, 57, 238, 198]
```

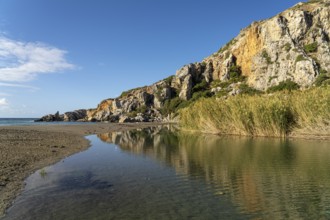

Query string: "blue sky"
[0, 0, 303, 117]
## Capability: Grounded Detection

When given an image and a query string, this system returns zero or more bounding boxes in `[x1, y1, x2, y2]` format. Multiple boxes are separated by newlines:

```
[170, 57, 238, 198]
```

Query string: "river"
[3, 126, 330, 219]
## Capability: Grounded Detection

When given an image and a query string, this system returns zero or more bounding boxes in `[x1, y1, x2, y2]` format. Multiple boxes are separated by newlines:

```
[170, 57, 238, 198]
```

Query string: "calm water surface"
[0, 118, 98, 126]
[3, 126, 330, 219]
[0, 118, 38, 126]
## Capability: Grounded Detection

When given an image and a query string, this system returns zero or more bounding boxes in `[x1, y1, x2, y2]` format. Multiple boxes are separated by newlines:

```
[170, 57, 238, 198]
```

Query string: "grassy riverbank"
[180, 87, 330, 138]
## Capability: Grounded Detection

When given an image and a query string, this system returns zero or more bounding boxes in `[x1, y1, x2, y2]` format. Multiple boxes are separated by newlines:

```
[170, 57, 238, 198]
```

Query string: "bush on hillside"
[304, 42, 318, 53]
[267, 80, 300, 93]
[314, 73, 330, 86]
[192, 80, 209, 93]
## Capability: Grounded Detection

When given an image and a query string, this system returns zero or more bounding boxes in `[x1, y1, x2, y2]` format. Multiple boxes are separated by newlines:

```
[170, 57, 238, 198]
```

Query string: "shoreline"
[178, 128, 330, 141]
[0, 122, 165, 217]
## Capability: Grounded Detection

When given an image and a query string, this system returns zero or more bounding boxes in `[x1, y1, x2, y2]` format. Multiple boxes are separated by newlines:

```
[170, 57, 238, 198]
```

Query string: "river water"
[3, 126, 330, 219]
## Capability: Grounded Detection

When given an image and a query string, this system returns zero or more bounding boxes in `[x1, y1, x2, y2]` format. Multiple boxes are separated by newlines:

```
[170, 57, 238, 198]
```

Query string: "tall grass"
[179, 87, 330, 137]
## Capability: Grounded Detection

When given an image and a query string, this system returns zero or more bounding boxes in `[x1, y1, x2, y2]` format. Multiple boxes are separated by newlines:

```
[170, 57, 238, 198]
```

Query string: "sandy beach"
[0, 122, 163, 217]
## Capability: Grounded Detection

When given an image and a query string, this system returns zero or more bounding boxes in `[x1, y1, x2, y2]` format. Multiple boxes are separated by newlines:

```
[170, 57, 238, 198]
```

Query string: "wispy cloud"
[0, 36, 75, 82]
[0, 82, 39, 90]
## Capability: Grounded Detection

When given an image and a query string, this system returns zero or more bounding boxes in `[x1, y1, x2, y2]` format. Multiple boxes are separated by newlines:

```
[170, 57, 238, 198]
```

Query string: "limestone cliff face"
[86, 84, 164, 122]
[204, 0, 330, 89]
[36, 1, 330, 123]
[86, 62, 214, 122]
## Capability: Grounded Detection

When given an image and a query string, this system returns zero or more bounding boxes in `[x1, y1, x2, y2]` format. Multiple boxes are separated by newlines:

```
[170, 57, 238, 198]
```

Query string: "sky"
[0, 0, 303, 117]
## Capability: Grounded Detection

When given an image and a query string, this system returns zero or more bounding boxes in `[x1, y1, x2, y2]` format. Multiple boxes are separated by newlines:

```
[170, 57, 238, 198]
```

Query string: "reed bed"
[179, 87, 330, 137]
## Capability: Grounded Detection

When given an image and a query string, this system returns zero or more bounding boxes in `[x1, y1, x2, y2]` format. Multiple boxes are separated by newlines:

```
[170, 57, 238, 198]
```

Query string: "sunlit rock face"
[204, 1, 330, 90]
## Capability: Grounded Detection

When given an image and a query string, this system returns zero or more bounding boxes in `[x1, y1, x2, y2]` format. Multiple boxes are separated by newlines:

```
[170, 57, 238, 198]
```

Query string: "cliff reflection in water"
[98, 126, 330, 219]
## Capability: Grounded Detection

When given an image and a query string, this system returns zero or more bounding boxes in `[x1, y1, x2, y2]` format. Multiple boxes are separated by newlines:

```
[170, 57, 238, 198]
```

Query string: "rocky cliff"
[37, 1, 330, 123]
[204, 0, 330, 90]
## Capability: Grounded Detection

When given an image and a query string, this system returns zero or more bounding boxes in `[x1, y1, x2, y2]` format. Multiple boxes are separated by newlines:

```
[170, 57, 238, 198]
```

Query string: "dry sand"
[0, 122, 163, 217]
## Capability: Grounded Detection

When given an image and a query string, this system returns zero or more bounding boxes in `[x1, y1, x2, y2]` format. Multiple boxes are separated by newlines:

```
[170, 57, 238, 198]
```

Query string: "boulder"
[35, 111, 63, 122]
[63, 109, 87, 121]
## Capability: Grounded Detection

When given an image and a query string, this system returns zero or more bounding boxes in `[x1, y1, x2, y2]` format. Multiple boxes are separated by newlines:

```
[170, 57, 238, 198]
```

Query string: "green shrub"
[136, 105, 147, 114]
[192, 80, 209, 93]
[160, 88, 214, 116]
[211, 80, 231, 89]
[262, 50, 273, 64]
[238, 83, 263, 95]
[218, 38, 237, 53]
[229, 65, 242, 78]
[283, 43, 291, 52]
[295, 55, 307, 63]
[304, 42, 318, 53]
[120, 91, 130, 97]
[215, 90, 229, 98]
[267, 80, 300, 93]
[314, 73, 330, 86]
[320, 69, 328, 74]
[210, 80, 221, 88]
[39, 169, 47, 178]
[306, 0, 322, 4]
[164, 75, 174, 86]
[191, 90, 213, 101]
[127, 111, 137, 117]
[161, 97, 183, 115]
[119, 86, 146, 98]
[177, 100, 191, 110]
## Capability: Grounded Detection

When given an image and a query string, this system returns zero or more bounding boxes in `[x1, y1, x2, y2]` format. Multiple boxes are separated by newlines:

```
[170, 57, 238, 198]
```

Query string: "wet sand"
[0, 122, 163, 217]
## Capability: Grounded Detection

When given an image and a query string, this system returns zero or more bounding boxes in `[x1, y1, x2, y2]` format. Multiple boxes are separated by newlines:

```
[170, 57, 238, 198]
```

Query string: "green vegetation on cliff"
[267, 79, 300, 93]
[180, 87, 330, 137]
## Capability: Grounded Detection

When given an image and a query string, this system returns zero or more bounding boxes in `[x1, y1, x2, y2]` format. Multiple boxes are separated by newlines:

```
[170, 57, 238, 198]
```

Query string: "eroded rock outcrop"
[35, 110, 87, 122]
[36, 1, 330, 123]
[204, 1, 330, 89]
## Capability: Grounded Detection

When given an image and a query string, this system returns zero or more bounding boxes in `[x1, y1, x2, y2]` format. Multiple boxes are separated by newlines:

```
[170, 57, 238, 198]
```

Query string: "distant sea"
[0, 118, 38, 126]
[0, 118, 96, 126]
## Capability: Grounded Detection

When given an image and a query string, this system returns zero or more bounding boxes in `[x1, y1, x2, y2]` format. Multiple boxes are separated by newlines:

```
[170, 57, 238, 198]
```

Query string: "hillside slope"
[37, 0, 330, 123]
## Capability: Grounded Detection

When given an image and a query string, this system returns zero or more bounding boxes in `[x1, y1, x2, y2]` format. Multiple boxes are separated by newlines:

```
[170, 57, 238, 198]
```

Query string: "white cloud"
[0, 36, 75, 82]
[0, 98, 8, 106]
[0, 82, 39, 90]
